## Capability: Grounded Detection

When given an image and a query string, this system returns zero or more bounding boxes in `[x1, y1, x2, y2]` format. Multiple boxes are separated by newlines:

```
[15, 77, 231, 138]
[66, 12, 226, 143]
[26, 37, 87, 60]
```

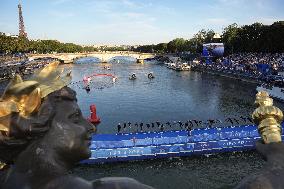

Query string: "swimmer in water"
[146, 123, 151, 129]
[225, 118, 234, 125]
[160, 124, 164, 132]
[178, 121, 183, 129]
[135, 122, 139, 132]
[117, 123, 121, 133]
[233, 118, 240, 125]
[140, 123, 143, 132]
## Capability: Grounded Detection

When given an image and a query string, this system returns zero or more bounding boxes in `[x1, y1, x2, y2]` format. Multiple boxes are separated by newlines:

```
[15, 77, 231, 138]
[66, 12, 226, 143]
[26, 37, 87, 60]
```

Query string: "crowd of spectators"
[0, 54, 26, 65]
[0, 54, 56, 81]
[193, 53, 284, 84]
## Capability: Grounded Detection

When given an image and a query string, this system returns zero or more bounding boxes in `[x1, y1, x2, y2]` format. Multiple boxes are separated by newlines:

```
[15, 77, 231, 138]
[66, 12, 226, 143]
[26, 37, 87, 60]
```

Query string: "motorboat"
[166, 62, 190, 71]
[148, 72, 155, 79]
[129, 73, 137, 80]
[181, 63, 191, 71]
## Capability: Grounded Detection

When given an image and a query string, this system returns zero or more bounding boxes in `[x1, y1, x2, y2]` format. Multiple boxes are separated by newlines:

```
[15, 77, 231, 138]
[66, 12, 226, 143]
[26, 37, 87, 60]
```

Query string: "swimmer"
[166, 121, 171, 127]
[240, 116, 247, 123]
[188, 120, 194, 128]
[117, 123, 121, 133]
[140, 123, 143, 131]
[146, 123, 151, 129]
[160, 124, 164, 132]
[85, 85, 90, 93]
[233, 118, 240, 125]
[178, 121, 183, 129]
[207, 119, 215, 128]
[184, 121, 189, 129]
[193, 120, 201, 127]
[247, 117, 254, 123]
[225, 118, 234, 125]
[135, 122, 139, 132]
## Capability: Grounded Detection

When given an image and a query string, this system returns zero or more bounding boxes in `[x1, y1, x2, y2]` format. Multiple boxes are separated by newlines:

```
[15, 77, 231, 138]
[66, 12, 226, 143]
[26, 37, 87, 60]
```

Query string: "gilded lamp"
[252, 91, 283, 143]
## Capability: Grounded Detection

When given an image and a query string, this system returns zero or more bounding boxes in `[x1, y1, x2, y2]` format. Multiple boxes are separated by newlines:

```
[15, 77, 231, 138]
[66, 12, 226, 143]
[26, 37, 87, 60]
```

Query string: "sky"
[0, 0, 283, 45]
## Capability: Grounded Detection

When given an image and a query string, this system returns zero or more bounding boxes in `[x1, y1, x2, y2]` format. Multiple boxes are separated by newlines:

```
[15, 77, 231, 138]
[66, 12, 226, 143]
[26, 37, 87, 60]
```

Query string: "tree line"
[0, 34, 131, 54]
[134, 21, 284, 55]
[0, 34, 98, 54]
[1, 21, 283, 55]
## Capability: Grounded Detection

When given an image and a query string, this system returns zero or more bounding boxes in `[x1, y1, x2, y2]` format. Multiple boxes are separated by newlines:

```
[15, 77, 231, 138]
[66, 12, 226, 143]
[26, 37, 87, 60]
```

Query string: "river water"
[1, 57, 281, 188]
[68, 57, 284, 189]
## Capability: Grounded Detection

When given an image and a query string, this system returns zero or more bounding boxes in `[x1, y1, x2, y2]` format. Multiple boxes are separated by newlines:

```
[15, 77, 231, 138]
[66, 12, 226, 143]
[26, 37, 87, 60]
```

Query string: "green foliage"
[1, 20, 283, 55]
[134, 21, 284, 54]
[222, 22, 284, 54]
[0, 34, 97, 54]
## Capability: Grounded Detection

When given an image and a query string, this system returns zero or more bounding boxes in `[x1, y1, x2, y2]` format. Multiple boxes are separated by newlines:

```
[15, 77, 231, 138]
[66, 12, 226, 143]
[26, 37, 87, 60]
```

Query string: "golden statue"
[252, 91, 283, 143]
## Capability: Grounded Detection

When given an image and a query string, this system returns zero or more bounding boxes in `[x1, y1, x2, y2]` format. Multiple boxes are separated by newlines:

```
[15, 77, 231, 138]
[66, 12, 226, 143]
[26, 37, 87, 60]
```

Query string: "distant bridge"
[28, 51, 156, 64]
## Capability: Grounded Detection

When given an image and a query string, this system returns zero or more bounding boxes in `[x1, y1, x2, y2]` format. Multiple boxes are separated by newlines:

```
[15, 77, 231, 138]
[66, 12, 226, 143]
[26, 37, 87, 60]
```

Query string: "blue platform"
[82, 124, 283, 164]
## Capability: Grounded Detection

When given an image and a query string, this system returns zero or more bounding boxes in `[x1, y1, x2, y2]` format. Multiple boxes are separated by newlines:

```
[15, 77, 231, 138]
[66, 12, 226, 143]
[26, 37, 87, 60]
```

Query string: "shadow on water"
[73, 151, 264, 189]
[74, 57, 101, 64]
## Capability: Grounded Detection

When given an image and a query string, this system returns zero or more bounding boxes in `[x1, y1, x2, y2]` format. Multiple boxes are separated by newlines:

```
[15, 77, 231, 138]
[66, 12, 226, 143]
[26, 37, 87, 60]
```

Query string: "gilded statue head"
[0, 62, 94, 164]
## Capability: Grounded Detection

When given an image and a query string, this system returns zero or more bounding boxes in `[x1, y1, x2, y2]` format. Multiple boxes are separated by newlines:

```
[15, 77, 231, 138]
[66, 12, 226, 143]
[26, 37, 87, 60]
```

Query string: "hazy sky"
[0, 0, 283, 45]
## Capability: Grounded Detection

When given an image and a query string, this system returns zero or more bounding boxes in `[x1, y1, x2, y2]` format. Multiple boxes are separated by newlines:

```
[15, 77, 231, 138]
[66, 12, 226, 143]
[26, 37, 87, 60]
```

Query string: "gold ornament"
[252, 91, 283, 143]
[0, 161, 6, 170]
[0, 61, 72, 134]
[32, 62, 72, 98]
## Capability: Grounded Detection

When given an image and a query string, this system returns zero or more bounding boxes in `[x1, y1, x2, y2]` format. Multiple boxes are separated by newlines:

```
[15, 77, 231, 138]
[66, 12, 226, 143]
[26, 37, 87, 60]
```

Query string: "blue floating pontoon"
[82, 124, 284, 164]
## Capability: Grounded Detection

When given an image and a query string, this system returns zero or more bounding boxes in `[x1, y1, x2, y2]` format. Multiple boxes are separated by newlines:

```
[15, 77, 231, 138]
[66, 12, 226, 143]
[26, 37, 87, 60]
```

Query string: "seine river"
[67, 57, 284, 189]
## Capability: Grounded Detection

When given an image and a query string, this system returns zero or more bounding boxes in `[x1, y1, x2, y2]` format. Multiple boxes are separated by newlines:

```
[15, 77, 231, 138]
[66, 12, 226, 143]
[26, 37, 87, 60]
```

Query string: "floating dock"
[82, 124, 284, 164]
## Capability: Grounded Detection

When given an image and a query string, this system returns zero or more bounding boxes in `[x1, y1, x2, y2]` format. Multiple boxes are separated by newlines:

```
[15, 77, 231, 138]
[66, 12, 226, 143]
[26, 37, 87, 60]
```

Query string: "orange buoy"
[88, 104, 101, 124]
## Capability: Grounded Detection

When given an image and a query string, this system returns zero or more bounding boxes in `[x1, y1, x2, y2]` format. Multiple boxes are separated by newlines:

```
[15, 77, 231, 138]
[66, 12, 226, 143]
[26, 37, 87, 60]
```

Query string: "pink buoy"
[88, 104, 101, 124]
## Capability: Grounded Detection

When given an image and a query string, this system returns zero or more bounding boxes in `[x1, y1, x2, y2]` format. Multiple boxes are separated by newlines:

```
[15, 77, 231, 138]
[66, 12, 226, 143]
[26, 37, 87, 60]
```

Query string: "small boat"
[174, 64, 183, 71]
[129, 73, 137, 80]
[181, 63, 191, 71]
[148, 72, 155, 79]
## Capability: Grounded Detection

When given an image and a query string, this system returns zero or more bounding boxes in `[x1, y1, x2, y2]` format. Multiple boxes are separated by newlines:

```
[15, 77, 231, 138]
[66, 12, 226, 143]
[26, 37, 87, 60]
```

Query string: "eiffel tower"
[18, 0, 27, 38]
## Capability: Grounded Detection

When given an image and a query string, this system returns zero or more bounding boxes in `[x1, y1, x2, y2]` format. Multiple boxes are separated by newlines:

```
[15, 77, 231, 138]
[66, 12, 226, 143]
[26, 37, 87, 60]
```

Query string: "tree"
[222, 23, 239, 54]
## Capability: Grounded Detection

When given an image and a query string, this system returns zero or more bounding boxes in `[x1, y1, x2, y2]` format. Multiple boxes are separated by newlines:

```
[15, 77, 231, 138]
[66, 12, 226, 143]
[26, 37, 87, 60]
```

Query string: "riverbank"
[0, 59, 59, 81]
[191, 65, 262, 85]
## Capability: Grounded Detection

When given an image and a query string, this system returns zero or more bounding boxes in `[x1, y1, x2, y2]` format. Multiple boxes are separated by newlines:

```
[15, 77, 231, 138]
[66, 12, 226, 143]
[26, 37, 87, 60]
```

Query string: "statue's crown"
[0, 62, 72, 134]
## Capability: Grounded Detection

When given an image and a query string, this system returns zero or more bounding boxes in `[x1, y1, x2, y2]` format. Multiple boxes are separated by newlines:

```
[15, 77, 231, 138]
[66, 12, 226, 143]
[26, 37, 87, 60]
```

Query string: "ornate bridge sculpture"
[28, 51, 156, 64]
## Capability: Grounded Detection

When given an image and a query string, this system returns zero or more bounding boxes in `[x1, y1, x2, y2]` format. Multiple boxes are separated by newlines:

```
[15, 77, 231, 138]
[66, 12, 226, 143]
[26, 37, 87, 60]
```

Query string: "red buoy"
[88, 104, 101, 124]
